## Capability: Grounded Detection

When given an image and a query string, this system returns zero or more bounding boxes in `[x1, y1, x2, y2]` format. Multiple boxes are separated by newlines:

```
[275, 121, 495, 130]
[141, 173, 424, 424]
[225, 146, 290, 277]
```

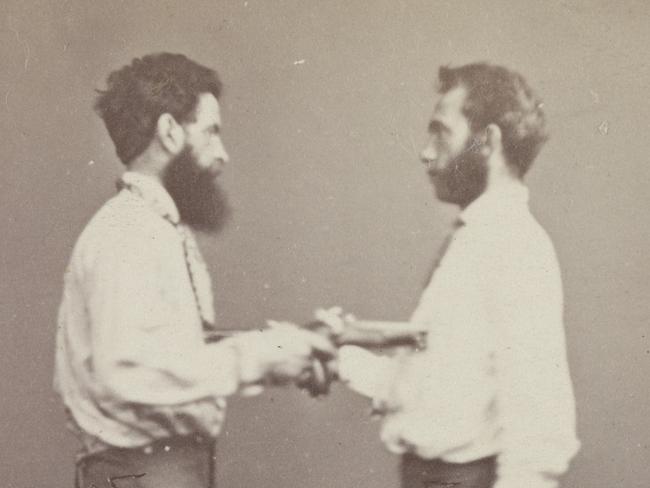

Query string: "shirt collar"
[458, 180, 530, 226]
[119, 171, 180, 224]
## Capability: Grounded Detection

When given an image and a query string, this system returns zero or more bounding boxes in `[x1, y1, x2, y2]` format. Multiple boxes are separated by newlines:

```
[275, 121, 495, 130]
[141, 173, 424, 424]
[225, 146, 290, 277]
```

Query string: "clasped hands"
[232, 307, 347, 398]
[235, 307, 425, 397]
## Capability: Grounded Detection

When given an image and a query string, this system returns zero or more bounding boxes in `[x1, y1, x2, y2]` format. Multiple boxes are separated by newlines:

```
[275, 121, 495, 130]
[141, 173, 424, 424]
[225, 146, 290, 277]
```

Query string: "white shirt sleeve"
[337, 345, 400, 399]
[488, 236, 579, 488]
[82, 229, 241, 405]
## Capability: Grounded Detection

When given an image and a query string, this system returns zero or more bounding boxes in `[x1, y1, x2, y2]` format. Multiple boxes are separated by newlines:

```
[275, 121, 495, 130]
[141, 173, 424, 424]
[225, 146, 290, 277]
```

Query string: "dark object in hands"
[295, 356, 337, 397]
[203, 321, 425, 397]
[204, 324, 337, 397]
[295, 321, 339, 397]
[303, 320, 425, 349]
[295, 319, 427, 397]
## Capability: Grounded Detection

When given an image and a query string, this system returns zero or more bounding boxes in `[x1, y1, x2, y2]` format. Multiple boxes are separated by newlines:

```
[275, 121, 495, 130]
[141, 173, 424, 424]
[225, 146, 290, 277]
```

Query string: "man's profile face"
[183, 93, 230, 176]
[162, 93, 231, 233]
[420, 85, 488, 208]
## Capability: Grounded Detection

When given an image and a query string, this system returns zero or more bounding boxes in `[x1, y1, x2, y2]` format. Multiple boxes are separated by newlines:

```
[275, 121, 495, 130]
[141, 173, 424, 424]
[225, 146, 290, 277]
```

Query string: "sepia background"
[1, 0, 649, 486]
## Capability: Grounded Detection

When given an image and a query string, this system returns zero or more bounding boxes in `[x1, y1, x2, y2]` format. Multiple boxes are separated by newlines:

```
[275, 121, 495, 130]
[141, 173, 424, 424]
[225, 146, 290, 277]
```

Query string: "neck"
[485, 151, 522, 193]
[485, 173, 523, 196]
[456, 154, 522, 210]
[126, 147, 169, 184]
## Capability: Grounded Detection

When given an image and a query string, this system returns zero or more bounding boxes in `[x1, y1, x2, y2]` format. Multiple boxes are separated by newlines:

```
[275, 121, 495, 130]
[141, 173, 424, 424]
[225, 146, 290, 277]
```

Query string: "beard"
[429, 137, 488, 208]
[163, 146, 232, 234]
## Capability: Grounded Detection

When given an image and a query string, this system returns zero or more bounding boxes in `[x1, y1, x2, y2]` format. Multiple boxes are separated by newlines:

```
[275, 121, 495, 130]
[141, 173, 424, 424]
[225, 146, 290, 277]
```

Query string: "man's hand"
[235, 321, 337, 394]
[264, 321, 336, 383]
[293, 306, 429, 398]
[291, 307, 351, 397]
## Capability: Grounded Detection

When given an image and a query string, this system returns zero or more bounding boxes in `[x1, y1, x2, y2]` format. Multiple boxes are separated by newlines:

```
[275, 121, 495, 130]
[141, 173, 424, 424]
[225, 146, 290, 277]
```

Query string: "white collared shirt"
[340, 182, 580, 488]
[54, 172, 240, 451]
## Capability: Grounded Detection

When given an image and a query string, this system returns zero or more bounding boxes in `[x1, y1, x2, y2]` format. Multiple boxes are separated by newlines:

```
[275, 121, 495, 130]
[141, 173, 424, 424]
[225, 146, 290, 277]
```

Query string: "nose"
[213, 139, 229, 172]
[216, 152, 229, 167]
[420, 143, 437, 169]
[217, 137, 229, 164]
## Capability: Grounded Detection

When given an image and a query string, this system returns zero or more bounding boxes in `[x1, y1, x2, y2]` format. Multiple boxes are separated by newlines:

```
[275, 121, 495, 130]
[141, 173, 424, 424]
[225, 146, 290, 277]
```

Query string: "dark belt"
[401, 453, 497, 488]
[76, 434, 216, 488]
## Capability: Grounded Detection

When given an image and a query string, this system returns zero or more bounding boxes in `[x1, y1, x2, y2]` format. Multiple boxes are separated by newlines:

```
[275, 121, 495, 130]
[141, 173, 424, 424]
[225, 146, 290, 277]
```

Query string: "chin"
[431, 184, 452, 204]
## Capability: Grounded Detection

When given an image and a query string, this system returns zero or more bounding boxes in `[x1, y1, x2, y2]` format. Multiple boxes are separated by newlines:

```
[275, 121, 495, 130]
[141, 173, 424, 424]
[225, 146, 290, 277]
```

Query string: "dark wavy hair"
[438, 63, 548, 176]
[95, 53, 222, 164]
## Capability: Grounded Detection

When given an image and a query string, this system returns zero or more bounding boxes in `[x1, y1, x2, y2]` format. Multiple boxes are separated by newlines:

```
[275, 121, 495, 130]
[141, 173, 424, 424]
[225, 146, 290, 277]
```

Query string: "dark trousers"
[401, 453, 497, 488]
[76, 435, 216, 488]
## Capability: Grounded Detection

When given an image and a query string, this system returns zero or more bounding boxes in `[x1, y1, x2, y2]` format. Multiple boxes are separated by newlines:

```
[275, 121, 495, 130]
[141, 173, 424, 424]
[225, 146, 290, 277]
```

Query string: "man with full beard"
[331, 63, 580, 488]
[54, 53, 334, 488]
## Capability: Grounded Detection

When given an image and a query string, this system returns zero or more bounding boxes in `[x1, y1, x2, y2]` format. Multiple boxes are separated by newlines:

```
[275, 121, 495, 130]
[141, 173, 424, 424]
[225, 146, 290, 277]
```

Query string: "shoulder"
[474, 208, 561, 286]
[488, 206, 556, 256]
[72, 191, 177, 270]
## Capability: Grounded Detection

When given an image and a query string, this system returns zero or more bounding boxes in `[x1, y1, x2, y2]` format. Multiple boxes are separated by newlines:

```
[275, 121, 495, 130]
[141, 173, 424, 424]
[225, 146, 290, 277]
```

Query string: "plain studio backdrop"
[1, 1, 649, 486]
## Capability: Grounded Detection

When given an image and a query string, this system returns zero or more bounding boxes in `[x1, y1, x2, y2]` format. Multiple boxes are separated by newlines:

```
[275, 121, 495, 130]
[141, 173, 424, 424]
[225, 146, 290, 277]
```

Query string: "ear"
[155, 113, 186, 155]
[483, 123, 503, 156]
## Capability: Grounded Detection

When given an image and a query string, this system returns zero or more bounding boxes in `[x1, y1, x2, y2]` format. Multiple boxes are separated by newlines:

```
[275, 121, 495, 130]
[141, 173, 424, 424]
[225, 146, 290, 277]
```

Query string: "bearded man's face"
[163, 144, 231, 233]
[420, 85, 488, 208]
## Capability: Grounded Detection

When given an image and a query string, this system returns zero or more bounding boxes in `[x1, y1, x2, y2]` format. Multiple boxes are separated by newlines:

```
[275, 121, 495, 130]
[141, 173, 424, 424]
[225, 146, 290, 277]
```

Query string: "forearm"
[97, 339, 242, 404]
[337, 320, 427, 348]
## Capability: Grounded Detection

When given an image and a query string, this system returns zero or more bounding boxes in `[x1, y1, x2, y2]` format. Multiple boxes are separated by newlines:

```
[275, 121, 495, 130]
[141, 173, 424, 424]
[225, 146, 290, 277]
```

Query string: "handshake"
[218, 307, 427, 398]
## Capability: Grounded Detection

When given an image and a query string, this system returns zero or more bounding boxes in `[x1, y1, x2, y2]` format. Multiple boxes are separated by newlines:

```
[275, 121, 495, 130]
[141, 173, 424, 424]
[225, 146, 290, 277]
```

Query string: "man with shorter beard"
[333, 63, 580, 488]
[54, 53, 334, 488]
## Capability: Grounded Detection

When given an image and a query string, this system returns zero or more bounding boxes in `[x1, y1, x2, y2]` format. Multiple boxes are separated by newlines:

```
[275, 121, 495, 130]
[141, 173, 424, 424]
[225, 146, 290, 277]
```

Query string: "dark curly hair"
[438, 63, 548, 176]
[95, 53, 222, 164]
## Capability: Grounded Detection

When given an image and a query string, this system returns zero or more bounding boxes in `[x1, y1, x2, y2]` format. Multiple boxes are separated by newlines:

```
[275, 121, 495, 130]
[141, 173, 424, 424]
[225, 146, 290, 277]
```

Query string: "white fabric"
[338, 182, 579, 488]
[54, 172, 243, 450]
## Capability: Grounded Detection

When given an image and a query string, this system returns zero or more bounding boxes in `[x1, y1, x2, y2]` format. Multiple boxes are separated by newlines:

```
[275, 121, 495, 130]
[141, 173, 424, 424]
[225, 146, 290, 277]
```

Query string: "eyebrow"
[428, 120, 449, 135]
